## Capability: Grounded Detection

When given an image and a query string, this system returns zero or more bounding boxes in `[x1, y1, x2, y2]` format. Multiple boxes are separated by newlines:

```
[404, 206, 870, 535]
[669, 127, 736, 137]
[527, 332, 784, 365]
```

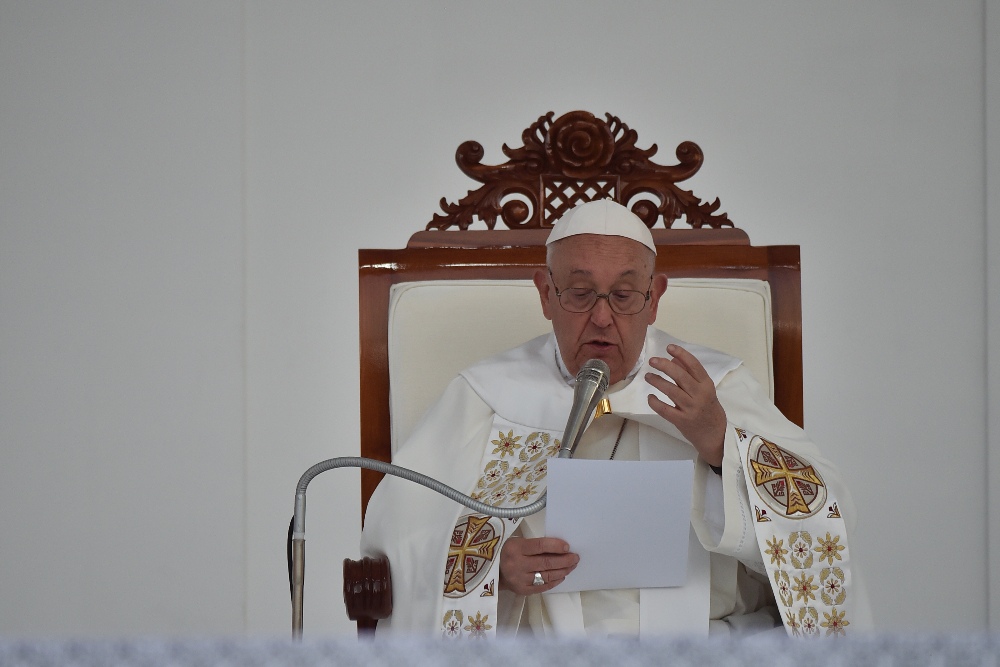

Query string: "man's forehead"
[565, 265, 645, 278]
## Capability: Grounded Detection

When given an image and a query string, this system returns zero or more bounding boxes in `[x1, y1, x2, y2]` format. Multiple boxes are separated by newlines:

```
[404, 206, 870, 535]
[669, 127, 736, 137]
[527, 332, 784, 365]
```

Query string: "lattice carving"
[427, 110, 733, 231]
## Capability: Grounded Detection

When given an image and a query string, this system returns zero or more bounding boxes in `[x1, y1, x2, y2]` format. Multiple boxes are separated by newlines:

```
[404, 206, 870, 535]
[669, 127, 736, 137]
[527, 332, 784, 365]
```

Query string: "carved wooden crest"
[427, 110, 732, 231]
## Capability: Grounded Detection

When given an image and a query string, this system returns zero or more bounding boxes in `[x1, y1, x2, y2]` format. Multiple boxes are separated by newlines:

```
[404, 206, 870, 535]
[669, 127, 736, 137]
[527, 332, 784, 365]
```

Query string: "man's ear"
[645, 274, 669, 324]
[533, 269, 554, 321]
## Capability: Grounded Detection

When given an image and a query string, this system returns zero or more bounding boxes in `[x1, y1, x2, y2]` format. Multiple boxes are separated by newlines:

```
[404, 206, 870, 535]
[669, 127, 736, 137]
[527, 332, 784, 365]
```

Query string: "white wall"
[0, 2, 246, 635]
[987, 0, 999, 635]
[1, 0, 994, 638]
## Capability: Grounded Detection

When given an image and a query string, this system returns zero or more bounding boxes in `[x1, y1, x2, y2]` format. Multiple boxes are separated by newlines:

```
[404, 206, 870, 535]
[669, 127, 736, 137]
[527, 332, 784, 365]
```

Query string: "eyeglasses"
[548, 270, 652, 315]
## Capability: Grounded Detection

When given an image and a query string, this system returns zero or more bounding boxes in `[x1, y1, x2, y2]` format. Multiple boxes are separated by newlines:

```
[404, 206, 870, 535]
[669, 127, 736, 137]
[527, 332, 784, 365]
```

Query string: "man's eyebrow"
[566, 268, 643, 278]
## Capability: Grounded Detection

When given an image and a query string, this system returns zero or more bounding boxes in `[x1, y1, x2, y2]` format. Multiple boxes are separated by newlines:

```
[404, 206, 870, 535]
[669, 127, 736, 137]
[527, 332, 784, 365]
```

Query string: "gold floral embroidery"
[478, 460, 509, 489]
[510, 483, 538, 504]
[820, 567, 847, 606]
[491, 430, 522, 457]
[508, 464, 531, 481]
[789, 531, 814, 569]
[774, 570, 793, 607]
[442, 610, 463, 639]
[821, 607, 849, 637]
[784, 610, 800, 637]
[544, 436, 560, 458]
[793, 573, 818, 603]
[486, 484, 511, 506]
[814, 532, 845, 565]
[520, 433, 547, 462]
[464, 611, 492, 638]
[765, 536, 788, 566]
[798, 607, 819, 636]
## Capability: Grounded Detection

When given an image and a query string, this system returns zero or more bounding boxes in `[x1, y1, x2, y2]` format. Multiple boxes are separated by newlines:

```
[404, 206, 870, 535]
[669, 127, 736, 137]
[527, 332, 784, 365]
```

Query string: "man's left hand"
[645, 343, 727, 467]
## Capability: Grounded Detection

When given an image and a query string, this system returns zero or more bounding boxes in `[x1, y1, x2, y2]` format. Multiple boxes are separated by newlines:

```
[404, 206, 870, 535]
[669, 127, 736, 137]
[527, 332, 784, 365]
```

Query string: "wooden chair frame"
[345, 111, 803, 632]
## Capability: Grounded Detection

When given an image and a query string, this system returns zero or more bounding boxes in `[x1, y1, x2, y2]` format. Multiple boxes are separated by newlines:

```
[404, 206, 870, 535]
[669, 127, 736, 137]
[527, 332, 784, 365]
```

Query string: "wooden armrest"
[343, 556, 392, 629]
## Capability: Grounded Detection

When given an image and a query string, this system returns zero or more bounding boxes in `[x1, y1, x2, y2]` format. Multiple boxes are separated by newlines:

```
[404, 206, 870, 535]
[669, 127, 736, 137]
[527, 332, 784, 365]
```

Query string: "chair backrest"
[356, 110, 802, 519]
[387, 277, 774, 456]
[359, 243, 801, 518]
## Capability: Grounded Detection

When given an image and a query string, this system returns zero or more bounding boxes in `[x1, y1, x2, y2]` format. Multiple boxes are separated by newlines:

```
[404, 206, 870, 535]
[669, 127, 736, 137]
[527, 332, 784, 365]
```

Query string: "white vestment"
[361, 328, 871, 638]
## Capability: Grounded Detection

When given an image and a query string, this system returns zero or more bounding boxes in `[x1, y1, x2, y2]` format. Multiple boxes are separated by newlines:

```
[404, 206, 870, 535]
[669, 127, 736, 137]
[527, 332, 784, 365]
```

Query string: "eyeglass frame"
[547, 269, 654, 315]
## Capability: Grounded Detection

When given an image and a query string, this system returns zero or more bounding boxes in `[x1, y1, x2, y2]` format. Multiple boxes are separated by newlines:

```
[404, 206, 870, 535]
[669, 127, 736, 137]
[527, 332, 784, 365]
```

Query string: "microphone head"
[576, 359, 611, 392]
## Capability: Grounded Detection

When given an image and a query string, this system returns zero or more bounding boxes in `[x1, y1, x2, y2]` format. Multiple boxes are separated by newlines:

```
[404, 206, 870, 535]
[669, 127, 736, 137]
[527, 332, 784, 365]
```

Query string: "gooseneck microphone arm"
[291, 461, 548, 638]
[291, 358, 612, 638]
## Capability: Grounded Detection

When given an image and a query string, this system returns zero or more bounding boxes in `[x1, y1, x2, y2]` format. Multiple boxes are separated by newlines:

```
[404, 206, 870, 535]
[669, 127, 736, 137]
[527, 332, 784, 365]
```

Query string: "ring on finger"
[532, 572, 545, 586]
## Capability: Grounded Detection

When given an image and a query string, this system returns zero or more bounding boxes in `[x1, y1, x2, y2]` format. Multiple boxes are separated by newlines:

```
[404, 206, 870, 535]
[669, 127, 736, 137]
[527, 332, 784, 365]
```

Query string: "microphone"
[557, 359, 611, 459]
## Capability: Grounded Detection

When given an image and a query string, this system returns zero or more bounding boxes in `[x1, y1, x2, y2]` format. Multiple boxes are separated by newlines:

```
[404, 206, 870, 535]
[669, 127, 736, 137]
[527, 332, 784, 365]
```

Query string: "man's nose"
[589, 296, 615, 327]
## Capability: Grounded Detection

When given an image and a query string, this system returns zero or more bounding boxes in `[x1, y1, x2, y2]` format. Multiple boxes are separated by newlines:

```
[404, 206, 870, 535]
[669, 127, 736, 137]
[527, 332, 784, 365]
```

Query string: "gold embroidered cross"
[444, 515, 501, 595]
[750, 439, 824, 516]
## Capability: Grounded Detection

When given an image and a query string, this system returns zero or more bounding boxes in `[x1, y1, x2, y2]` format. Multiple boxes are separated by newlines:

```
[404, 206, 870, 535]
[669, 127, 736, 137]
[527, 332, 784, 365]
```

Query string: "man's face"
[533, 234, 667, 385]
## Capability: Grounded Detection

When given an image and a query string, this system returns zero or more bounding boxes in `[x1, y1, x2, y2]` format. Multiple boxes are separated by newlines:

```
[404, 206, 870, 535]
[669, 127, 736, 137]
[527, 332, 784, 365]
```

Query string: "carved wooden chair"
[344, 110, 802, 633]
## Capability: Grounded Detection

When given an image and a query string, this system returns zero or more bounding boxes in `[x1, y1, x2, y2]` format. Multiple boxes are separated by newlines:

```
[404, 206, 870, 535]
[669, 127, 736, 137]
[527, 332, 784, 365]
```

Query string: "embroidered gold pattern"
[737, 428, 854, 639]
[474, 441, 554, 505]
[815, 532, 845, 565]
[784, 610, 800, 637]
[444, 515, 503, 596]
[748, 437, 827, 518]
[464, 611, 492, 638]
[789, 531, 814, 569]
[774, 570, 793, 607]
[793, 573, 818, 603]
[820, 567, 846, 606]
[765, 536, 788, 566]
[442, 610, 464, 639]
[821, 608, 849, 636]
[479, 460, 509, 488]
[798, 607, 820, 637]
[442, 421, 558, 641]
[510, 483, 538, 504]
[491, 430, 522, 458]
[520, 434, 547, 461]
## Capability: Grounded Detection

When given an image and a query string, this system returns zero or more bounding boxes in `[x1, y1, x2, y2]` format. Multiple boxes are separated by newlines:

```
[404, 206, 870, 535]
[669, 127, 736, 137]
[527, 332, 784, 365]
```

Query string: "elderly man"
[361, 199, 868, 638]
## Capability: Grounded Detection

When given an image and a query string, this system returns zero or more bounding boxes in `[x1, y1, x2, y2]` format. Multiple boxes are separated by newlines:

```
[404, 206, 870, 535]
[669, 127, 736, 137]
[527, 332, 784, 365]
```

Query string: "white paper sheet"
[545, 458, 693, 593]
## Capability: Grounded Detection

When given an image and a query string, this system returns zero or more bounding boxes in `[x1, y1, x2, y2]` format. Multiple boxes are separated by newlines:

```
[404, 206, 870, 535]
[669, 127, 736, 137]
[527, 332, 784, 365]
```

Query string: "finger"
[517, 537, 571, 557]
[528, 551, 579, 573]
[525, 562, 579, 594]
[648, 391, 685, 425]
[648, 356, 696, 394]
[665, 344, 711, 382]
[645, 371, 691, 410]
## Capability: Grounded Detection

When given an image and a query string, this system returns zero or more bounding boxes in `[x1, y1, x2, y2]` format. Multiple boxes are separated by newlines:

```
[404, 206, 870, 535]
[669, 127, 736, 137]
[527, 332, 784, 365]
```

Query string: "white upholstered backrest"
[387, 278, 773, 455]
